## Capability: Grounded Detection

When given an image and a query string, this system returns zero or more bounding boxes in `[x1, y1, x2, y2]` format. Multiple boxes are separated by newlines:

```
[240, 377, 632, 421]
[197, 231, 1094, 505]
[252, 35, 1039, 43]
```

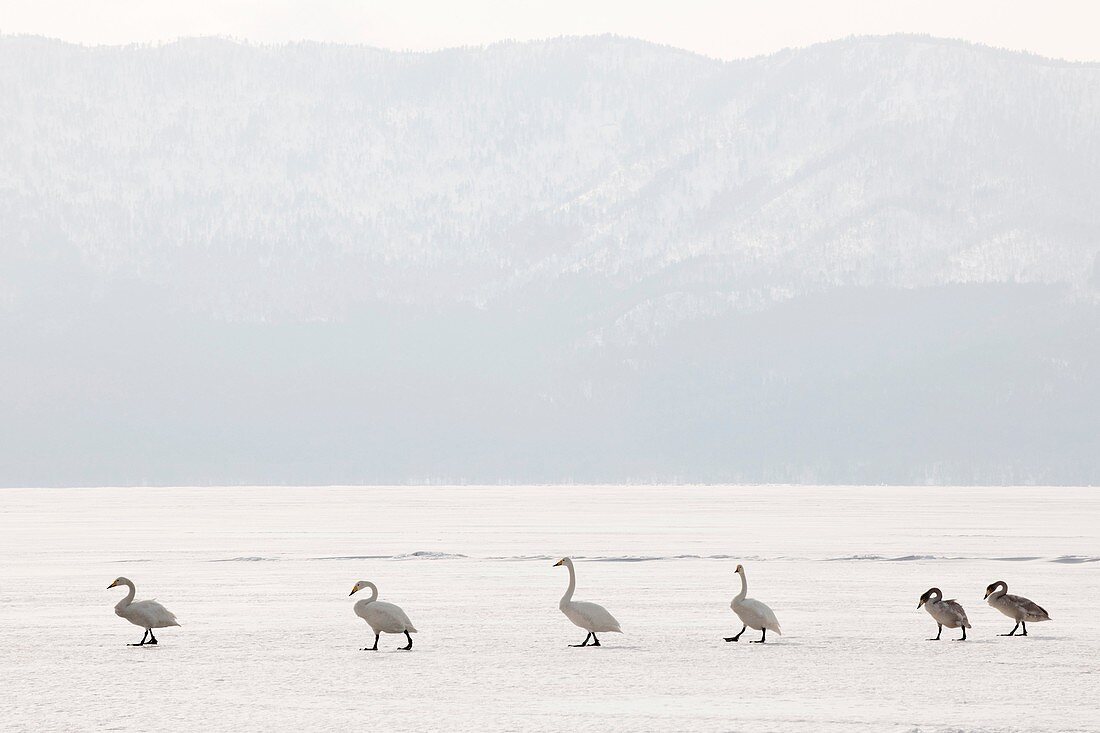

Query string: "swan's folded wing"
[570, 601, 622, 632]
[1017, 597, 1050, 621]
[128, 599, 180, 628]
[944, 600, 970, 628]
[367, 600, 417, 633]
[739, 598, 782, 634]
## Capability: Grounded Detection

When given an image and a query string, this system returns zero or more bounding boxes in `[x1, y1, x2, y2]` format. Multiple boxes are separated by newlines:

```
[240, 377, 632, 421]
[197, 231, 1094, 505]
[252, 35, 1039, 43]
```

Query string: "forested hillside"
[1, 34, 1098, 485]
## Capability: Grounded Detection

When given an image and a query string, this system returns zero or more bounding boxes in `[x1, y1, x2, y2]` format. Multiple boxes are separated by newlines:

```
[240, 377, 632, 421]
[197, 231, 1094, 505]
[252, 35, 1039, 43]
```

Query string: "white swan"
[553, 557, 622, 647]
[107, 577, 180, 646]
[350, 580, 418, 650]
[918, 587, 971, 641]
[725, 564, 781, 643]
[984, 580, 1051, 636]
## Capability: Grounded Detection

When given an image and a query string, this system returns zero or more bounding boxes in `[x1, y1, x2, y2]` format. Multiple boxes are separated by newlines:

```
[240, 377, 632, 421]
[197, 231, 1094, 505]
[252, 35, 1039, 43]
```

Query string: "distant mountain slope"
[2, 35, 1098, 321]
[0, 35, 1098, 485]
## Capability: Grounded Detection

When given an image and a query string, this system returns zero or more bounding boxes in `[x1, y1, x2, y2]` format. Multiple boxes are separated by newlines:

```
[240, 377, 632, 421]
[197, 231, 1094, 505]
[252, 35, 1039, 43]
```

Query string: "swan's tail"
[407, 624, 419, 633]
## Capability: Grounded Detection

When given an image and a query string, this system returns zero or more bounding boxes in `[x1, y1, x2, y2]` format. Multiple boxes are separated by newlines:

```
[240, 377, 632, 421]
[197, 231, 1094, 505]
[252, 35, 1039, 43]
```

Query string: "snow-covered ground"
[2, 485, 1097, 732]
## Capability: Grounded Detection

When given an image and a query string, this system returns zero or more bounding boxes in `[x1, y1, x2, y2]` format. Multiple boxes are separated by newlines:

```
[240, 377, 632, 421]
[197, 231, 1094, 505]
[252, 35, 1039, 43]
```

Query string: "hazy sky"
[2, 0, 1098, 60]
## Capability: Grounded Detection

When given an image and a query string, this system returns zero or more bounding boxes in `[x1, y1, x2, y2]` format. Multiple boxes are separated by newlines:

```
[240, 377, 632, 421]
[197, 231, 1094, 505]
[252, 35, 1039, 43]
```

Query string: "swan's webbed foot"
[590, 634, 601, 647]
[570, 632, 592, 647]
[129, 630, 149, 646]
[749, 629, 767, 643]
[362, 633, 380, 651]
[399, 631, 413, 651]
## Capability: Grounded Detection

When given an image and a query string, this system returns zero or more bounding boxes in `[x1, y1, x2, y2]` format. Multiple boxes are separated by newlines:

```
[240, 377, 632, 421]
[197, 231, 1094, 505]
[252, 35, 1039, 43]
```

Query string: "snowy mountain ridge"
[2, 33, 1099, 327]
[1, 34, 1099, 486]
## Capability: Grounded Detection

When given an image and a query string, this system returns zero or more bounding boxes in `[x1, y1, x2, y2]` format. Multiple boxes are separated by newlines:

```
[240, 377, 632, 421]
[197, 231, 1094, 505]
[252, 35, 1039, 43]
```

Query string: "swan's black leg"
[571, 633, 592, 647]
[1021, 621, 1027, 637]
[750, 628, 767, 643]
[147, 630, 158, 645]
[955, 627, 966, 641]
[129, 629, 149, 646]
[400, 631, 413, 651]
[1000, 622, 1020, 637]
[928, 624, 942, 641]
[361, 633, 380, 651]
[725, 625, 746, 642]
[591, 633, 601, 647]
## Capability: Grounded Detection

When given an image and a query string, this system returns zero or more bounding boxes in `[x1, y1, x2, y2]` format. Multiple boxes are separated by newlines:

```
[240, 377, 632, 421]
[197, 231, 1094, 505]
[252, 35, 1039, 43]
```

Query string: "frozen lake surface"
[2, 485, 1098, 732]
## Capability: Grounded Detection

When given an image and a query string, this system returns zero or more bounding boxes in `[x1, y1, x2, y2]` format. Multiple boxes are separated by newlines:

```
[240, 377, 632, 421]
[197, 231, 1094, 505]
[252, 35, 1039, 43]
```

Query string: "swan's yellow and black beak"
[349, 586, 359, 596]
[553, 559, 564, 567]
[917, 599, 925, 609]
[107, 580, 117, 589]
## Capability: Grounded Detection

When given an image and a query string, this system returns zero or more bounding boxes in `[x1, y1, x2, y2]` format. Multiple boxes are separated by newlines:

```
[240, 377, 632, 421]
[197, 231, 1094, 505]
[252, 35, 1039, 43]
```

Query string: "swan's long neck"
[115, 579, 136, 610]
[929, 588, 942, 604]
[735, 569, 747, 602]
[989, 582, 1007, 601]
[561, 560, 576, 605]
[363, 582, 378, 603]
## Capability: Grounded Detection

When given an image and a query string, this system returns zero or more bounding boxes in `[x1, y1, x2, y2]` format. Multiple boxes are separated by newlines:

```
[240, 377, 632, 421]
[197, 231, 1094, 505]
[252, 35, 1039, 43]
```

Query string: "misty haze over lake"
[2, 34, 1098, 486]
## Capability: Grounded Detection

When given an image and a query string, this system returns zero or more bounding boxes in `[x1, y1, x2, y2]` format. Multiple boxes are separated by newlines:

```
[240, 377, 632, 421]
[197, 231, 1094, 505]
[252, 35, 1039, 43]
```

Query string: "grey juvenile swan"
[984, 580, 1050, 636]
[918, 587, 971, 641]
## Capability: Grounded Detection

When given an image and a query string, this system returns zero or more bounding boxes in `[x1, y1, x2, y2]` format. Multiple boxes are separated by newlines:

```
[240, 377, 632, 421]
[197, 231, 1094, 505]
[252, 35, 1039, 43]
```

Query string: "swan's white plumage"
[555, 558, 622, 634]
[121, 599, 180, 629]
[350, 581, 417, 634]
[109, 577, 180, 630]
[731, 565, 781, 634]
[355, 599, 417, 634]
[561, 600, 622, 633]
